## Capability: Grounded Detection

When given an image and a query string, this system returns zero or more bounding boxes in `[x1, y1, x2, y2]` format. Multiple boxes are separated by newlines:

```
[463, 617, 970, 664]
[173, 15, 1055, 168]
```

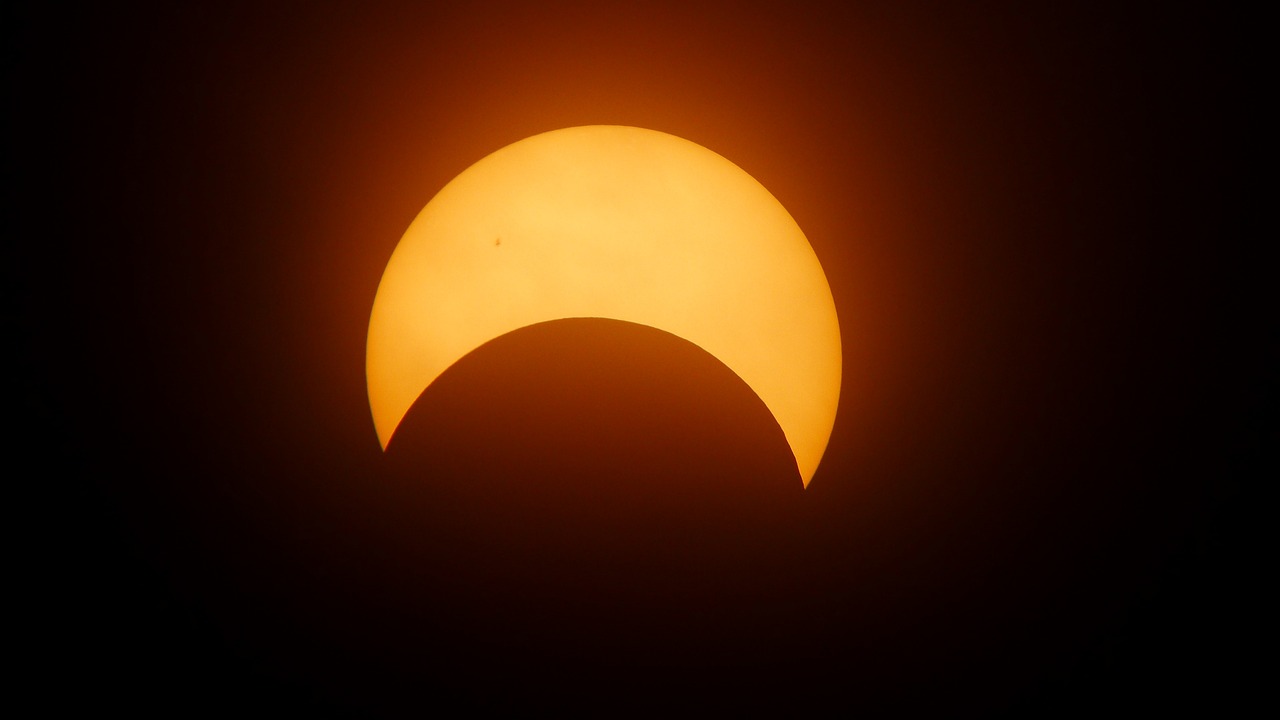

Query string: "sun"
[367, 126, 840, 486]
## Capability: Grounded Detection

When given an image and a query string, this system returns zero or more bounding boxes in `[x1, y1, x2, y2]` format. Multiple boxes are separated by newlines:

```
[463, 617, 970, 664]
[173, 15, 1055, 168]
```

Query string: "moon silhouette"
[367, 125, 840, 485]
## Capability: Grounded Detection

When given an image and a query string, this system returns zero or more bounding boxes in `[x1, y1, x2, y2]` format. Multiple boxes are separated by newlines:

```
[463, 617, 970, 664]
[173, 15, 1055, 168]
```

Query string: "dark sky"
[11, 2, 1261, 716]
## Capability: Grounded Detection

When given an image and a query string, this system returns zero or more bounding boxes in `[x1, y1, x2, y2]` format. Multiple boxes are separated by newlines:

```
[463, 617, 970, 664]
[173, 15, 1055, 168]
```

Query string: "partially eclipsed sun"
[367, 126, 840, 486]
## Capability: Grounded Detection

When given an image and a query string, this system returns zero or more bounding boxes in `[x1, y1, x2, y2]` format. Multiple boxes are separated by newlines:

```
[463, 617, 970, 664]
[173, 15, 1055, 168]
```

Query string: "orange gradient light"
[367, 126, 841, 485]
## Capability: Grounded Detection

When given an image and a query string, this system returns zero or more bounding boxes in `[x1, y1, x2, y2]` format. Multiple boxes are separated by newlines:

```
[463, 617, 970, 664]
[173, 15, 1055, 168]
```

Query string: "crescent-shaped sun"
[367, 126, 840, 486]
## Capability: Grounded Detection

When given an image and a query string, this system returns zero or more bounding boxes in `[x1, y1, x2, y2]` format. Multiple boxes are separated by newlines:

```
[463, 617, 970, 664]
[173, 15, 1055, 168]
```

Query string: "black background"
[11, 1, 1262, 716]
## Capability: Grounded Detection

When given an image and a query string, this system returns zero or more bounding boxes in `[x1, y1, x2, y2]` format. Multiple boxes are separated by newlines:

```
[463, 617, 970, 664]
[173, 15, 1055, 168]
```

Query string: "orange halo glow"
[367, 126, 840, 486]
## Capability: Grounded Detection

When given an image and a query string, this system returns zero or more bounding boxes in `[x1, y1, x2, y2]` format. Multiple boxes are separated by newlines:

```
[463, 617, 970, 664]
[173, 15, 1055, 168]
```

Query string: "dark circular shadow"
[354, 318, 814, 710]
